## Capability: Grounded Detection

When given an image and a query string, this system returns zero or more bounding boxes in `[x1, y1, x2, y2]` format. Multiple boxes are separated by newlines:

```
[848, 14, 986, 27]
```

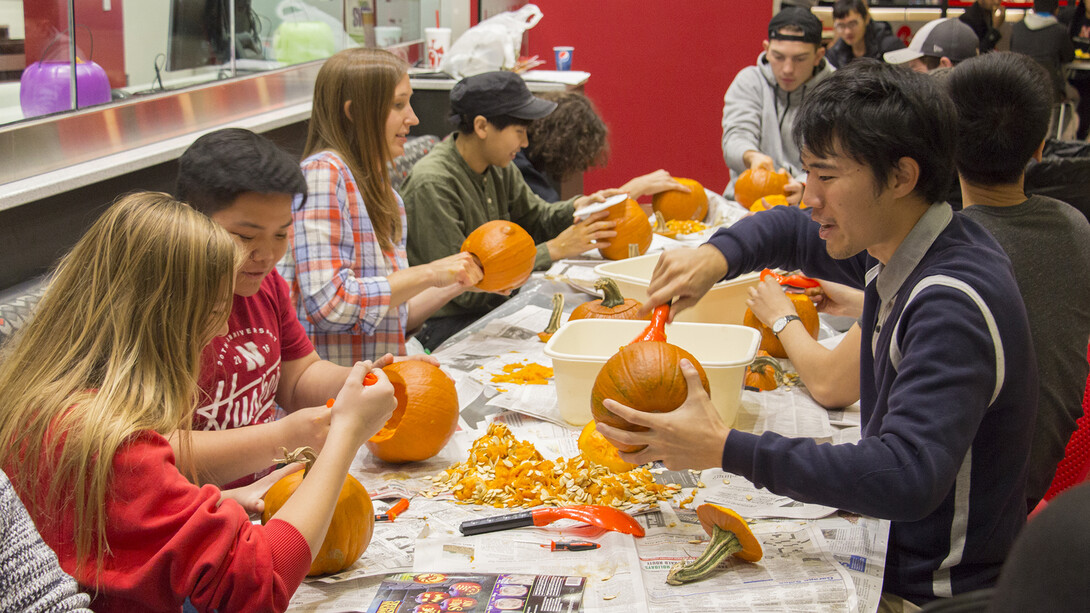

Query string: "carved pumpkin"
[262, 447, 374, 576]
[461, 220, 536, 292]
[734, 168, 790, 209]
[577, 420, 637, 473]
[598, 198, 652, 261]
[652, 177, 708, 222]
[742, 293, 819, 358]
[569, 278, 647, 321]
[366, 360, 459, 463]
[591, 341, 710, 452]
[749, 194, 790, 212]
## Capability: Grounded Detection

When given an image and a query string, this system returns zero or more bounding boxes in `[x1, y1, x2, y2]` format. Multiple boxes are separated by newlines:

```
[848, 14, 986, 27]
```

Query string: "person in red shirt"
[0, 192, 397, 612]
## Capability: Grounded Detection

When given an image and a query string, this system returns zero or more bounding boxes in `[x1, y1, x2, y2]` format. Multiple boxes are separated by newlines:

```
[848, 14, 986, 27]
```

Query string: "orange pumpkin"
[742, 294, 819, 358]
[652, 177, 708, 222]
[262, 447, 374, 576]
[569, 278, 647, 321]
[591, 341, 710, 453]
[749, 194, 790, 212]
[366, 360, 459, 463]
[577, 420, 638, 473]
[461, 220, 536, 292]
[734, 168, 790, 209]
[744, 352, 784, 391]
[598, 198, 652, 261]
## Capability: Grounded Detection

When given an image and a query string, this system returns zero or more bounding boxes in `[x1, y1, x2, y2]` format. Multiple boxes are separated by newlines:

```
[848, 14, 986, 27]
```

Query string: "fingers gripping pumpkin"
[461, 220, 536, 292]
[366, 361, 459, 463]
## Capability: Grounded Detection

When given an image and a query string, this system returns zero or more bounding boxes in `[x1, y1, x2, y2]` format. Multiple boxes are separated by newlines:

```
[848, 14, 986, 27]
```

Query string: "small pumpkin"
[666, 504, 763, 585]
[591, 341, 710, 453]
[742, 293, 819, 358]
[366, 360, 459, 463]
[734, 168, 790, 209]
[744, 351, 785, 391]
[577, 420, 638, 473]
[569, 278, 647, 321]
[461, 220, 536, 292]
[598, 198, 652, 261]
[652, 177, 708, 222]
[262, 447, 374, 576]
[749, 194, 789, 212]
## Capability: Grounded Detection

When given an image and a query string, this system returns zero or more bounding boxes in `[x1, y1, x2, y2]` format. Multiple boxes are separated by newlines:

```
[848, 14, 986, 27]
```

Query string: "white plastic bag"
[439, 3, 543, 78]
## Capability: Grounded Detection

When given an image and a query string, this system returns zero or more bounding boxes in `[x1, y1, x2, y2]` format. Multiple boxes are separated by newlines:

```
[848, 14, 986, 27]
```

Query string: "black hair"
[176, 128, 307, 215]
[946, 52, 1052, 186]
[833, 0, 869, 20]
[793, 59, 956, 204]
[454, 114, 533, 135]
[1034, 0, 1059, 13]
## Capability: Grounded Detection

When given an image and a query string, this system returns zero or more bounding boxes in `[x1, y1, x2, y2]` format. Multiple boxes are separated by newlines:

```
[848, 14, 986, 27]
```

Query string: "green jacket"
[401, 134, 577, 318]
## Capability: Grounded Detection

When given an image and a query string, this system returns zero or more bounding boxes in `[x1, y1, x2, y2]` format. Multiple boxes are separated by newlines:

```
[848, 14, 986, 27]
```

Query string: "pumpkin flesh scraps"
[666, 504, 763, 585]
[490, 362, 553, 385]
[426, 424, 680, 508]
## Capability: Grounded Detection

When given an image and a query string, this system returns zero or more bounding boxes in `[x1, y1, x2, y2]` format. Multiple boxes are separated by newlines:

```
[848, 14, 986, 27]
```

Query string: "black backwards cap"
[449, 71, 558, 123]
[768, 7, 823, 45]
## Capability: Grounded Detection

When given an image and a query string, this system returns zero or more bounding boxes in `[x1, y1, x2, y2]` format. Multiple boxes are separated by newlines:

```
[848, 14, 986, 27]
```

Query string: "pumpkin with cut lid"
[366, 360, 459, 463]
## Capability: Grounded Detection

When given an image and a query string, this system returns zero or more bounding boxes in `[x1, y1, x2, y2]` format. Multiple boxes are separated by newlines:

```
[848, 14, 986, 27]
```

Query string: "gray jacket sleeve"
[721, 66, 767, 176]
[0, 471, 92, 612]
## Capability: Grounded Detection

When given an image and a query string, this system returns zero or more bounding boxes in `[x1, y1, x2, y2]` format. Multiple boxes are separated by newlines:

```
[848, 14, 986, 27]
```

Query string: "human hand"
[641, 245, 729, 320]
[804, 279, 864, 318]
[744, 151, 776, 172]
[783, 175, 804, 205]
[595, 359, 730, 471]
[277, 403, 332, 453]
[329, 361, 397, 443]
[217, 462, 304, 515]
[620, 169, 689, 200]
[546, 211, 616, 261]
[746, 277, 797, 327]
[426, 252, 484, 288]
[573, 189, 624, 211]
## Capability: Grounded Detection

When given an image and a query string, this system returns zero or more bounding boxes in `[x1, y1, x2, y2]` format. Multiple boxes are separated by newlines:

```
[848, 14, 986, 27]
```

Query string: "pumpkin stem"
[665, 525, 744, 585]
[593, 278, 628, 309]
[654, 210, 668, 230]
[541, 293, 564, 336]
[750, 355, 786, 387]
[275, 446, 318, 477]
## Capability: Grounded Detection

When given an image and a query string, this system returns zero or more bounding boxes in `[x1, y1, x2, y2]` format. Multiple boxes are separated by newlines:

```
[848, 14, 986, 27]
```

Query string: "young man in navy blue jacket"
[597, 61, 1037, 608]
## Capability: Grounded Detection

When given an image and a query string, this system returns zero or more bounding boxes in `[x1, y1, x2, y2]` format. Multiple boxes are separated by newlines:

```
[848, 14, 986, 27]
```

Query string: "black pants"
[414, 313, 482, 351]
[1072, 77, 1090, 140]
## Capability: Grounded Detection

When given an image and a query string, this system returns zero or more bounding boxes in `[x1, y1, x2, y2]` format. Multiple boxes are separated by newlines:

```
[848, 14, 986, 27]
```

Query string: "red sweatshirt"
[13, 431, 311, 612]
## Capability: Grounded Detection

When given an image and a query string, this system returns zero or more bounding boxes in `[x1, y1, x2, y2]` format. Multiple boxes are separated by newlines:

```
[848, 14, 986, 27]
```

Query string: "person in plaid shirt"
[277, 49, 484, 365]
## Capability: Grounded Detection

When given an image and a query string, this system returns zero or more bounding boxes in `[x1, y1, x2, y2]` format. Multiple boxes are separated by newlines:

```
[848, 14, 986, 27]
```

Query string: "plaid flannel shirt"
[278, 151, 409, 365]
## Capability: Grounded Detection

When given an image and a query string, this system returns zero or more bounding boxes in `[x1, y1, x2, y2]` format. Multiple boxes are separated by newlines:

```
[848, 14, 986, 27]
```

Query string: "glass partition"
[0, 0, 442, 128]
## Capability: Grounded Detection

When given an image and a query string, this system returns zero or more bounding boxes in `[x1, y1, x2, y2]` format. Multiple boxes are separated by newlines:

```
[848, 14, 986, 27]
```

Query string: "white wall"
[0, 0, 25, 39]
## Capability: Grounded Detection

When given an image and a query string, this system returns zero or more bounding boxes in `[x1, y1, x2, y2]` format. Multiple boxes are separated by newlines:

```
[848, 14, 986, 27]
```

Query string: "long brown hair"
[0, 192, 238, 580]
[304, 47, 408, 251]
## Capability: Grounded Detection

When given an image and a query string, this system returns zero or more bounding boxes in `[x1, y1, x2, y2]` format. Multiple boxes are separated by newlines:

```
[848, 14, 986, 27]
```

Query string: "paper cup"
[553, 46, 574, 71]
[374, 26, 402, 47]
[426, 27, 452, 69]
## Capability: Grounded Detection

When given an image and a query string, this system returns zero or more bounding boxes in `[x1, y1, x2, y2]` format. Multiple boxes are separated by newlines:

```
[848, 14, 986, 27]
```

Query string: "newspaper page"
[734, 389, 838, 440]
[365, 572, 586, 613]
[815, 514, 890, 613]
[695, 470, 838, 520]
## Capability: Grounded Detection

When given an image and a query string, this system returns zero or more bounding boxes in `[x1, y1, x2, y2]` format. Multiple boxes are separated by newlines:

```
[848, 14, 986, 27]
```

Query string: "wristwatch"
[771, 314, 801, 335]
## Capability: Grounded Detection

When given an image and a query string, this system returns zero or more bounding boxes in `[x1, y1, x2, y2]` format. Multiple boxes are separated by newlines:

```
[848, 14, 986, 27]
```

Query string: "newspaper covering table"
[286, 201, 888, 612]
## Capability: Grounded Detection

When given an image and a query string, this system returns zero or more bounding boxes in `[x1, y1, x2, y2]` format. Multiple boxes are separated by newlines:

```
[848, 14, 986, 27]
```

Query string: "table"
[286, 254, 887, 613]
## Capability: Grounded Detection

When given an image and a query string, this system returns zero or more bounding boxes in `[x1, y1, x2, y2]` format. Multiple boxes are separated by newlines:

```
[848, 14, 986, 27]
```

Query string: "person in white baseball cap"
[884, 17, 980, 72]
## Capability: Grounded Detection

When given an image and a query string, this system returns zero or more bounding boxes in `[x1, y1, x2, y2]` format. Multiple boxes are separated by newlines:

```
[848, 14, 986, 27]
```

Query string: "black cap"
[768, 7, 823, 45]
[449, 71, 558, 122]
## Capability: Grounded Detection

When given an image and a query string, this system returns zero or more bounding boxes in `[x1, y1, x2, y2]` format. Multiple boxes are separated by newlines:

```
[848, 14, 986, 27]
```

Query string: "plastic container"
[544, 319, 760, 427]
[594, 253, 760, 325]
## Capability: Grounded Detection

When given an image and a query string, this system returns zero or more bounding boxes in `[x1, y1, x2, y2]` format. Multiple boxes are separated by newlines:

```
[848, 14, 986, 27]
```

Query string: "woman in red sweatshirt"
[0, 192, 397, 612]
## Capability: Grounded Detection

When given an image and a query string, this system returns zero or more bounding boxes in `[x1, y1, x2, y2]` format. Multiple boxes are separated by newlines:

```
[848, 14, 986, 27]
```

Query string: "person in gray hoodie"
[721, 7, 835, 203]
[1011, 0, 1076, 103]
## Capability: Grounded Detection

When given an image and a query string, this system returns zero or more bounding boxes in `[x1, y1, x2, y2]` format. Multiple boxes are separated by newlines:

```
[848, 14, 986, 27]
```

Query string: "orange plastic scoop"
[459, 504, 645, 537]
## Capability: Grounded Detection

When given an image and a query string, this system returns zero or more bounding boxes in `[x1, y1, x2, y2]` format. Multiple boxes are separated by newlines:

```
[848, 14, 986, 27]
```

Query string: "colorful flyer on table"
[367, 572, 586, 613]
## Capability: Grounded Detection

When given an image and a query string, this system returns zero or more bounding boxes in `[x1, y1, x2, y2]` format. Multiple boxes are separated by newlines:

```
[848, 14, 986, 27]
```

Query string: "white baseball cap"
[884, 18, 979, 65]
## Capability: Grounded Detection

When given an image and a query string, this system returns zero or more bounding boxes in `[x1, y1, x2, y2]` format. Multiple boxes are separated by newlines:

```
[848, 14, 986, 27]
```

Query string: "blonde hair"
[0, 192, 238, 580]
[304, 47, 409, 252]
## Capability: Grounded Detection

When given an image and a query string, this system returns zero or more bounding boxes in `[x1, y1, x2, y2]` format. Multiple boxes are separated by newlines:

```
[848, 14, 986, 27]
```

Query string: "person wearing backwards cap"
[400, 71, 684, 350]
[885, 18, 981, 73]
[721, 7, 834, 205]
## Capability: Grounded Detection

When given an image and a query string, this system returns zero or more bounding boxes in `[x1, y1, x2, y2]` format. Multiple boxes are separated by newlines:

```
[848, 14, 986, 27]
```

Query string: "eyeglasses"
[834, 19, 862, 31]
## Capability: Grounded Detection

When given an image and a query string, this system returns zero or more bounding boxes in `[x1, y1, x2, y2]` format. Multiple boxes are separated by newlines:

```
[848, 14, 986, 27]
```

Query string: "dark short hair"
[1034, 0, 1058, 13]
[176, 128, 307, 215]
[946, 52, 1052, 186]
[793, 59, 956, 204]
[454, 113, 532, 135]
[833, 0, 869, 20]
[526, 91, 609, 180]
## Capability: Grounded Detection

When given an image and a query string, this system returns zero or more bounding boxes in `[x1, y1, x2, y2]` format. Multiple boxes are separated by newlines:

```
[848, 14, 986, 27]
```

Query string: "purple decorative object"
[19, 58, 112, 118]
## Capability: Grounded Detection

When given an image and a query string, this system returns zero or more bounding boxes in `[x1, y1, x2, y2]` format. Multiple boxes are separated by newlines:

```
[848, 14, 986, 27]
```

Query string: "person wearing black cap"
[721, 7, 834, 205]
[400, 71, 681, 350]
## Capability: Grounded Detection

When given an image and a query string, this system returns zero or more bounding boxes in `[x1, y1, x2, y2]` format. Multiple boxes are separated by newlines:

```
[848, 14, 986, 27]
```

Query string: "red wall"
[525, 1, 772, 197]
[23, 0, 126, 89]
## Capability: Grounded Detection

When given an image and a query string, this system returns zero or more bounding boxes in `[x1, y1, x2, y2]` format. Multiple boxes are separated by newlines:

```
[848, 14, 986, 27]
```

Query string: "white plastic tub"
[543, 319, 760, 427]
[594, 253, 760, 325]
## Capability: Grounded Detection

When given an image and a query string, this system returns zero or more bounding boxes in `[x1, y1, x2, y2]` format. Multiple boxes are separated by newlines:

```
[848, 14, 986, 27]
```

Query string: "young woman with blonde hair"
[0, 192, 396, 612]
[279, 47, 483, 365]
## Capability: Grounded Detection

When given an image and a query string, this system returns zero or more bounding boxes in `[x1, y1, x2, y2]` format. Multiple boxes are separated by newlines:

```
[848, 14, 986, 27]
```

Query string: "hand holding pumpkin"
[783, 176, 804, 206]
[745, 277, 800, 328]
[218, 461, 304, 514]
[596, 359, 730, 471]
[545, 211, 617, 261]
[621, 169, 689, 201]
[329, 361, 398, 444]
[804, 279, 865, 319]
[425, 251, 484, 289]
[276, 403, 333, 454]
